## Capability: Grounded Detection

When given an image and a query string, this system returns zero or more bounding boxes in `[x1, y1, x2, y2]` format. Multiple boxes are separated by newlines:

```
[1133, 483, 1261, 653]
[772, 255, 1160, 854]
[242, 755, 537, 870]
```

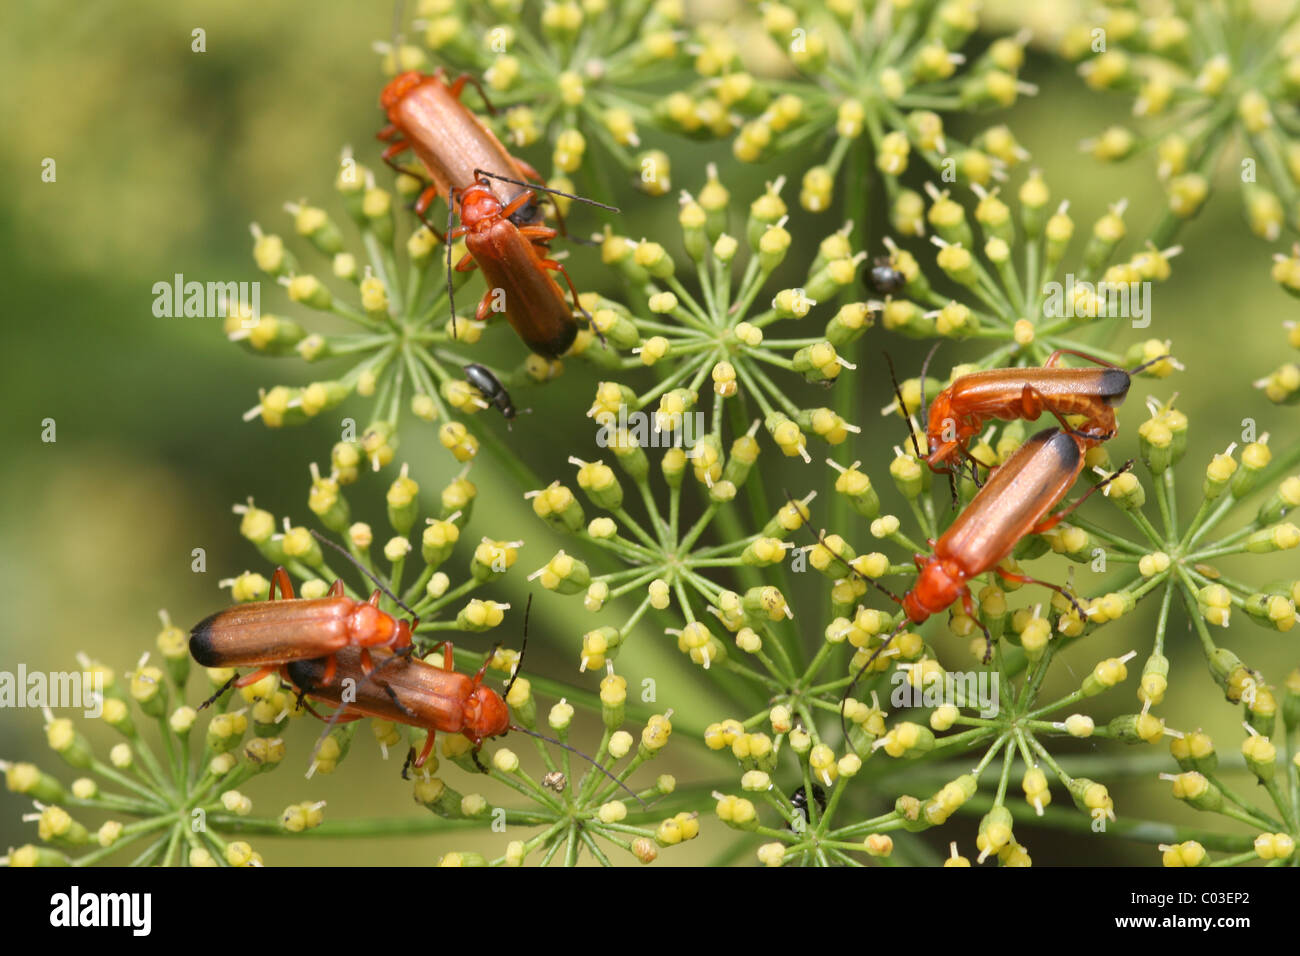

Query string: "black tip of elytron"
[188, 612, 226, 667]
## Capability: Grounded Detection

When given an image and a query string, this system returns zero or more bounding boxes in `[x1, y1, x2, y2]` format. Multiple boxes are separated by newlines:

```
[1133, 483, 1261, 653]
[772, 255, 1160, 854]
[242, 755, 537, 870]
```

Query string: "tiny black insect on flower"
[464, 363, 517, 421]
[788, 783, 827, 830]
[864, 256, 905, 296]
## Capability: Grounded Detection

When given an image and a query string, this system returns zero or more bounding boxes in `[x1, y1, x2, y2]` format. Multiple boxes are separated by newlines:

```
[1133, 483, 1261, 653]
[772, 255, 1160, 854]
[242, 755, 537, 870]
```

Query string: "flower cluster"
[709, 0, 1034, 216]
[1063, 0, 1300, 244]
[388, 0, 692, 195]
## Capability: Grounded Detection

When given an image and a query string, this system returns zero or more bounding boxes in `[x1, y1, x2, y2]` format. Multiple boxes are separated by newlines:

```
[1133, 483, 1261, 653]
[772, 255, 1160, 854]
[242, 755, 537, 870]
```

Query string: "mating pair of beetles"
[816, 343, 1167, 722]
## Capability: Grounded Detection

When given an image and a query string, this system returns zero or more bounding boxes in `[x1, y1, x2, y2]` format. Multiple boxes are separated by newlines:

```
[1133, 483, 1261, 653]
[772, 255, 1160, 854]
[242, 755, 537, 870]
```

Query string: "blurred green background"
[1, 0, 1294, 865]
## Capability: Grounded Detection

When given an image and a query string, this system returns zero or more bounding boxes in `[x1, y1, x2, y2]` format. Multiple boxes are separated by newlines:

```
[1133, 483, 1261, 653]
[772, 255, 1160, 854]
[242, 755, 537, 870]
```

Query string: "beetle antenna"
[782, 490, 902, 605]
[507, 724, 648, 808]
[839, 617, 908, 743]
[309, 529, 420, 621]
[1128, 352, 1176, 375]
[916, 340, 942, 430]
[471, 168, 620, 212]
[390, 0, 405, 65]
[883, 351, 927, 462]
[502, 595, 531, 701]
[445, 187, 459, 340]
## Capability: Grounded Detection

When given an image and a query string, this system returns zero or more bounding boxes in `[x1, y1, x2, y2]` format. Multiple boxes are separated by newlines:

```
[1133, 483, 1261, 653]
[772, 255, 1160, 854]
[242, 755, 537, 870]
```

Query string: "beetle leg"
[379, 137, 410, 162]
[359, 647, 374, 675]
[1031, 458, 1135, 535]
[413, 729, 437, 768]
[1019, 383, 1045, 421]
[319, 655, 337, 687]
[375, 679, 417, 719]
[269, 567, 295, 601]
[470, 744, 489, 774]
[958, 588, 995, 663]
[410, 184, 447, 241]
[197, 674, 238, 711]
[327, 579, 344, 598]
[233, 665, 278, 689]
[473, 643, 502, 684]
[993, 564, 1089, 622]
[516, 223, 558, 244]
[449, 72, 496, 114]
[539, 257, 592, 322]
[515, 158, 544, 183]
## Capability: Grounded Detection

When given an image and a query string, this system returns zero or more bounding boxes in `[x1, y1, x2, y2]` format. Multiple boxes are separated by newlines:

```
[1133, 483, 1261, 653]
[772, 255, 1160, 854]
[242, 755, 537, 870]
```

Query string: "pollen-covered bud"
[1138, 415, 1174, 475]
[595, 672, 628, 729]
[1103, 470, 1145, 510]
[552, 128, 586, 174]
[1160, 841, 1207, 867]
[1066, 778, 1114, 824]
[1108, 712, 1166, 745]
[640, 712, 673, 757]
[456, 599, 507, 632]
[800, 166, 834, 213]
[528, 481, 585, 533]
[206, 710, 249, 755]
[1244, 592, 1297, 633]
[1256, 363, 1300, 404]
[1166, 771, 1222, 812]
[3, 764, 65, 804]
[1242, 732, 1276, 782]
[1256, 475, 1300, 526]
[1170, 730, 1217, 774]
[927, 189, 972, 248]
[889, 450, 927, 501]
[975, 806, 1014, 863]
[1255, 833, 1296, 861]
[250, 225, 296, 277]
[529, 550, 589, 596]
[1082, 652, 1134, 696]
[889, 188, 926, 237]
[1245, 522, 1300, 554]
[714, 794, 759, 831]
[876, 722, 935, 758]
[37, 806, 90, 848]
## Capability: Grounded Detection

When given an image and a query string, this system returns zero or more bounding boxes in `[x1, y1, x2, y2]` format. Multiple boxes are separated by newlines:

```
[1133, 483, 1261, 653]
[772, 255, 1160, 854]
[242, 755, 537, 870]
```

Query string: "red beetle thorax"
[347, 603, 393, 644]
[904, 557, 964, 622]
[465, 686, 510, 741]
[457, 185, 504, 229]
[380, 70, 424, 114]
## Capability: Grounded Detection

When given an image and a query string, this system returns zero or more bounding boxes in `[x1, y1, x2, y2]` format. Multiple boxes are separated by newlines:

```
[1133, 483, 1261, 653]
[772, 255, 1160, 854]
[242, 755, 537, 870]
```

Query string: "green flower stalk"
[593, 172, 869, 462]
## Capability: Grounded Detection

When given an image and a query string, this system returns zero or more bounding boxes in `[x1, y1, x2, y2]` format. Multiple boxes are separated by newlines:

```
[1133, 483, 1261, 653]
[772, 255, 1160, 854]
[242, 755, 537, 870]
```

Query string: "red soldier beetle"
[792, 427, 1133, 738]
[446, 169, 617, 357]
[917, 348, 1171, 480]
[284, 596, 649, 807]
[377, 68, 550, 236]
[286, 643, 505, 771]
[190, 530, 420, 708]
